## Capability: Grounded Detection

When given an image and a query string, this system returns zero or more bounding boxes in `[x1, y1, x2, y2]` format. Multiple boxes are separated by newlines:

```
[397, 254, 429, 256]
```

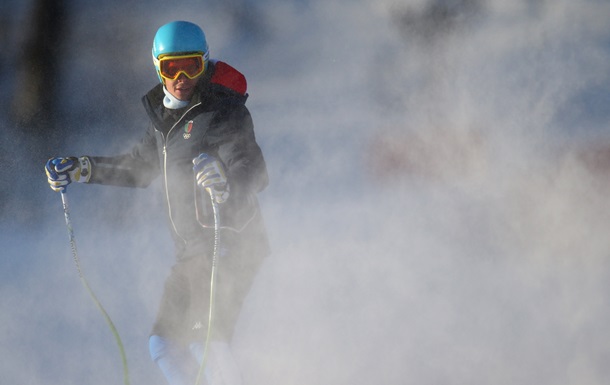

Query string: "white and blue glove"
[45, 156, 92, 192]
[193, 153, 230, 204]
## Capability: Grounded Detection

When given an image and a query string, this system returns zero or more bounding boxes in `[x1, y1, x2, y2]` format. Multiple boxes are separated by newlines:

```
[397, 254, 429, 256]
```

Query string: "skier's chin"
[174, 88, 193, 100]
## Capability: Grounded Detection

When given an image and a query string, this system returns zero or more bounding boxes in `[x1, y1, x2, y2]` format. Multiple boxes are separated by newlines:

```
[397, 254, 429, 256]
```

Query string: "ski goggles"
[155, 53, 206, 80]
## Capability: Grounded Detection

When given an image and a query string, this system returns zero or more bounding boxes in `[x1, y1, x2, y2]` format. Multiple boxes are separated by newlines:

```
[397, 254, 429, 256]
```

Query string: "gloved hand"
[45, 156, 92, 192]
[193, 153, 230, 204]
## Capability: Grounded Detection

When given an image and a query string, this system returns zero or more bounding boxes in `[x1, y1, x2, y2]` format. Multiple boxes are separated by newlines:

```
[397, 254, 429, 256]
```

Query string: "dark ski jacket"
[87, 61, 269, 261]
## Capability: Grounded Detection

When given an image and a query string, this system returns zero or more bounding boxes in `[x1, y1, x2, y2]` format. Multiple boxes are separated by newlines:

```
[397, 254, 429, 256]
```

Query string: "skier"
[45, 20, 269, 385]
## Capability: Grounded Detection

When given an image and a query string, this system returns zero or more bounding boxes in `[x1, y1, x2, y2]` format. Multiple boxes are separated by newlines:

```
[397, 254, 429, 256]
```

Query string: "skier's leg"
[151, 256, 207, 385]
[188, 245, 264, 385]
[150, 335, 201, 385]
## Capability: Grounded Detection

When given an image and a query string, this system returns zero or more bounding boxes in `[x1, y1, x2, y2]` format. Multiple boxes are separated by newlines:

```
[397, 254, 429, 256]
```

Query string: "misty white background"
[2, 0, 610, 384]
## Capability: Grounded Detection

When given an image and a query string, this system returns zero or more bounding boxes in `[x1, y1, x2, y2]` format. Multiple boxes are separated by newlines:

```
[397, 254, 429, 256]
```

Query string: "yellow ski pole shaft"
[60, 191, 130, 385]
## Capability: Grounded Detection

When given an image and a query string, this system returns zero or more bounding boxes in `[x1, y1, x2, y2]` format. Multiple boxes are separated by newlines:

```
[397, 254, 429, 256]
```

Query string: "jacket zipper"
[158, 102, 202, 245]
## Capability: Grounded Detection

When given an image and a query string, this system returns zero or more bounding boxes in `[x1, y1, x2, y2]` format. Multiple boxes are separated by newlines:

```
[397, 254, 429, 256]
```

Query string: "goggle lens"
[159, 55, 205, 80]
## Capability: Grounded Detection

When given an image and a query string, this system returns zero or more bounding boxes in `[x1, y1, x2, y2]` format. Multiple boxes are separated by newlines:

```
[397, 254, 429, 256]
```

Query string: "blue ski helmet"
[152, 21, 210, 82]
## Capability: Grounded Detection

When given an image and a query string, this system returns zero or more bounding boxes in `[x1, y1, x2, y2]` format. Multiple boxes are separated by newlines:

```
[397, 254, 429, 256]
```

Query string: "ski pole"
[194, 188, 221, 385]
[60, 191, 130, 385]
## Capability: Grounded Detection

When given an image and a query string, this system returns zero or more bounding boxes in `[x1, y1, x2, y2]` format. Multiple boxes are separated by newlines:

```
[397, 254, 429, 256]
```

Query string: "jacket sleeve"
[207, 104, 268, 195]
[87, 125, 161, 188]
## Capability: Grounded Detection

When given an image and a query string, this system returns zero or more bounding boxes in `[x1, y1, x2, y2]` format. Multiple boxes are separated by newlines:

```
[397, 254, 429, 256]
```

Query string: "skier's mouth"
[175, 86, 192, 95]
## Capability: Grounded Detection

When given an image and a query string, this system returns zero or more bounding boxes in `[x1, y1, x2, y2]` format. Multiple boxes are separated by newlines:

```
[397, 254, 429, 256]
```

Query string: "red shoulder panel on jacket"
[211, 61, 247, 96]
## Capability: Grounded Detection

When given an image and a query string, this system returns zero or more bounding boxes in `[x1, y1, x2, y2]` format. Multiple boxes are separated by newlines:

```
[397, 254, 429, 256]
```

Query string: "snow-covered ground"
[2, 1, 610, 384]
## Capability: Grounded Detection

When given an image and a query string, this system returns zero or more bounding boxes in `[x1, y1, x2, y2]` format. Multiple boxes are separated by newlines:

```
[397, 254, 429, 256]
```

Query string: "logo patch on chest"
[183, 120, 194, 139]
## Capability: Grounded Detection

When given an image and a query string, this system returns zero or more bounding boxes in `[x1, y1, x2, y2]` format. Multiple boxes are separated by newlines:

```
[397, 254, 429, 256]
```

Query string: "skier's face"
[165, 73, 200, 101]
